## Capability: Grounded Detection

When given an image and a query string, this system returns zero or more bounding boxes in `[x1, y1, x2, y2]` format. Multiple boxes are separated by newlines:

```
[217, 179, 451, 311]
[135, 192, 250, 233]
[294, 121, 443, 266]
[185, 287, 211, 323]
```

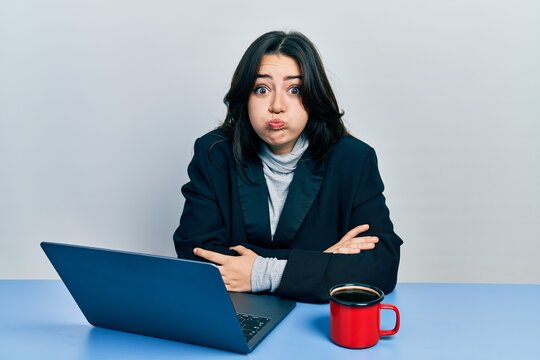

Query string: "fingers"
[193, 247, 228, 265]
[353, 236, 379, 249]
[335, 246, 361, 254]
[214, 265, 234, 290]
[229, 245, 250, 255]
[328, 236, 379, 254]
[196, 246, 254, 292]
[342, 224, 370, 241]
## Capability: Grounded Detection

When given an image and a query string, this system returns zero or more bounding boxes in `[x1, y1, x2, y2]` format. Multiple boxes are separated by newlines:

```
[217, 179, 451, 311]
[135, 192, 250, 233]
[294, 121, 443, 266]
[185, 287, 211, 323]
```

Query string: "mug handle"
[380, 303, 400, 336]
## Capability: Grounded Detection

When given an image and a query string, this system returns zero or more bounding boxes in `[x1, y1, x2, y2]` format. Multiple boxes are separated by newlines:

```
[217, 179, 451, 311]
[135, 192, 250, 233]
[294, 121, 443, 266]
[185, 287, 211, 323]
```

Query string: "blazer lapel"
[272, 154, 325, 247]
[236, 159, 272, 247]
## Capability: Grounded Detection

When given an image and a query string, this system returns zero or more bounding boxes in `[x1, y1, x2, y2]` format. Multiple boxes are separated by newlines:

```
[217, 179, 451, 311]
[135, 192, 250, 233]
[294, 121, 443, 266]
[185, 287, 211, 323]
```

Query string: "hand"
[193, 245, 258, 292]
[324, 224, 379, 254]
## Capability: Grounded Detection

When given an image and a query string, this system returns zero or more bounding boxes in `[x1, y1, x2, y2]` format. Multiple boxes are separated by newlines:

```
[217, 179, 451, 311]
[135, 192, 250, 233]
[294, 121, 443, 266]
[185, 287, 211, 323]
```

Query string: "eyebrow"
[256, 74, 302, 81]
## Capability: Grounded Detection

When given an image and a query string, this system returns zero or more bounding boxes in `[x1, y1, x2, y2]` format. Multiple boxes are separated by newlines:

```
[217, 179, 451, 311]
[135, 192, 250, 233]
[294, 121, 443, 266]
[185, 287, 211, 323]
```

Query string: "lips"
[268, 119, 285, 130]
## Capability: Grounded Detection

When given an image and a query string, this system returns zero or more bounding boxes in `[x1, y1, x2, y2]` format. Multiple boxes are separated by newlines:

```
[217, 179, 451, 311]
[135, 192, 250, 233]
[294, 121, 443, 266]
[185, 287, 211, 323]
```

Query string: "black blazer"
[174, 129, 402, 303]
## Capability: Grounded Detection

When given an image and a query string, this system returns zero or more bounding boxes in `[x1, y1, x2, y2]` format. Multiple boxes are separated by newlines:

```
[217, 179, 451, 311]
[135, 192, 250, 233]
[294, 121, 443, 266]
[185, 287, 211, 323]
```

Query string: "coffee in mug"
[329, 283, 400, 349]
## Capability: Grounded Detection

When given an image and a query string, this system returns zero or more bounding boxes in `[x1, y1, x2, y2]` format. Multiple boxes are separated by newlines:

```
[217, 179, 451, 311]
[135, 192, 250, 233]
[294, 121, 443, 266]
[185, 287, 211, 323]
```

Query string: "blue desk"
[1, 281, 539, 359]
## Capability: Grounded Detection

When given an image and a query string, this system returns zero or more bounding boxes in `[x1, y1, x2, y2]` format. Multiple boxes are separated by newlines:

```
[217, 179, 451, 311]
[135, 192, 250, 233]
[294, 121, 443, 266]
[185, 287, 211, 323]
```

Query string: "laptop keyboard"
[236, 313, 271, 342]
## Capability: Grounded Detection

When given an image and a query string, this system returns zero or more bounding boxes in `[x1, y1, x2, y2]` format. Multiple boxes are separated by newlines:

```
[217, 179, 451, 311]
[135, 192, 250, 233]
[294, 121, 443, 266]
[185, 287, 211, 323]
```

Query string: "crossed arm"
[193, 224, 379, 292]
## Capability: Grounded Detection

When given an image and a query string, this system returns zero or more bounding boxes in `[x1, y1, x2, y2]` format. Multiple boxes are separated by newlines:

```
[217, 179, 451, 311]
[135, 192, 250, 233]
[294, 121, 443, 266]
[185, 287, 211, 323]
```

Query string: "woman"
[173, 31, 402, 303]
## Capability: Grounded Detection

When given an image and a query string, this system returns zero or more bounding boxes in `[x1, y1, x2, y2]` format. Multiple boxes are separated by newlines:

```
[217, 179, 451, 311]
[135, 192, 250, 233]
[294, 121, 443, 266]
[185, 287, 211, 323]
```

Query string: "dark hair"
[219, 31, 347, 165]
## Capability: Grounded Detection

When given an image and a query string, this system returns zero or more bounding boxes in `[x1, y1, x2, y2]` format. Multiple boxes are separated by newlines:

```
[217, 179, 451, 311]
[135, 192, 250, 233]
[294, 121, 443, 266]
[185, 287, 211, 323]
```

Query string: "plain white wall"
[1, 0, 539, 283]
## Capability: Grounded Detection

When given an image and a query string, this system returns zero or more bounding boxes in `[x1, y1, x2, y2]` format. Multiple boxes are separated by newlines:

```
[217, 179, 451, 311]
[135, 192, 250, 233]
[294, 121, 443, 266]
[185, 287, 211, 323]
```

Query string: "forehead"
[258, 54, 301, 75]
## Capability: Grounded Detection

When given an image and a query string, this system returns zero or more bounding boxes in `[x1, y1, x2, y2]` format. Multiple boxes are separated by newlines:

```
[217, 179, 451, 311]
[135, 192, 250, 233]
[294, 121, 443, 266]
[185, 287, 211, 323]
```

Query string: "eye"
[253, 86, 268, 95]
[289, 86, 301, 96]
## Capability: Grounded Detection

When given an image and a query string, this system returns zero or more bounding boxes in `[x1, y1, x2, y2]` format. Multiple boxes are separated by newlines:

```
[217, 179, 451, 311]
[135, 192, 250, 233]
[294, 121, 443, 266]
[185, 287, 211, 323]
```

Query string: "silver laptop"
[41, 242, 296, 354]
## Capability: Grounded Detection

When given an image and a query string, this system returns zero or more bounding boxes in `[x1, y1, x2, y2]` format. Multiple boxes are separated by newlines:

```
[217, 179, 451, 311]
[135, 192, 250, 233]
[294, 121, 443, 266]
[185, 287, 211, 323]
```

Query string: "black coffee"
[333, 289, 379, 303]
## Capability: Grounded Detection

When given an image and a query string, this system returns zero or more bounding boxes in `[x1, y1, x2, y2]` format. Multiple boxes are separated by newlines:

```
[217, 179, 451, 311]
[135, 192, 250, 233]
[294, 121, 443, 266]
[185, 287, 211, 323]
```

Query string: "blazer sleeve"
[275, 148, 403, 303]
[173, 137, 238, 259]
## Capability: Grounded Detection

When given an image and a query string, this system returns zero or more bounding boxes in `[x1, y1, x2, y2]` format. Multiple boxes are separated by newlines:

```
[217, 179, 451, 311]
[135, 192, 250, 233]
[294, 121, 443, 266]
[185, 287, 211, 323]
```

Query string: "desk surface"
[1, 281, 539, 359]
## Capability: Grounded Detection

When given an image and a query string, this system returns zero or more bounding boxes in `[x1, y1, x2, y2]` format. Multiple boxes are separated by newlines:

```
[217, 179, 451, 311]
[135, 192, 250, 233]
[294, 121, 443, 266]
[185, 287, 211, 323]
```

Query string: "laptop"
[41, 242, 296, 354]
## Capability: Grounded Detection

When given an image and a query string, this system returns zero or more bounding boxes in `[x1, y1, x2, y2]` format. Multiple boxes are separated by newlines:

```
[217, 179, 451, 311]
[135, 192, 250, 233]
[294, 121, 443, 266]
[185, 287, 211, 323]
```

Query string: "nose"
[269, 91, 286, 114]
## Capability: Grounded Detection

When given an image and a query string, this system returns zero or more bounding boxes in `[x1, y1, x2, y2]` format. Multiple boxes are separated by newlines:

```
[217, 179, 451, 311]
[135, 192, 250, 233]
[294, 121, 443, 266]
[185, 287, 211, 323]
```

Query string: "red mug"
[329, 283, 400, 349]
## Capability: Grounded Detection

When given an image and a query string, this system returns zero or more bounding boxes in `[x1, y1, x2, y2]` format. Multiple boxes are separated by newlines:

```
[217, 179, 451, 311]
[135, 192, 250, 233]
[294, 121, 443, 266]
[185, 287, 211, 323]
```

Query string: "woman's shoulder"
[195, 128, 230, 145]
[324, 135, 381, 182]
[193, 128, 232, 152]
[188, 128, 236, 170]
[330, 134, 375, 159]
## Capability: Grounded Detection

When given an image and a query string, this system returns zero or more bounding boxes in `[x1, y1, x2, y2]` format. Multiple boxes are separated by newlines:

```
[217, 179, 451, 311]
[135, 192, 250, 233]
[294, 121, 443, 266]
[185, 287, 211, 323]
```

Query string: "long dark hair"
[219, 31, 347, 165]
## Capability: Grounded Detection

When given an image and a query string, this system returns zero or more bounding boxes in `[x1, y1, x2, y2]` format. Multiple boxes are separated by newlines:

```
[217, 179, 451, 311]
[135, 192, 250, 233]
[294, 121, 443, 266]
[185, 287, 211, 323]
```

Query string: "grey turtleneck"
[251, 135, 309, 293]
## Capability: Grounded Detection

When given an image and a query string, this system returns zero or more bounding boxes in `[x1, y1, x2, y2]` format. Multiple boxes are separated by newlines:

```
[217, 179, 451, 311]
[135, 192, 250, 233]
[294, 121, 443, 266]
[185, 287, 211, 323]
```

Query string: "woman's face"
[248, 54, 308, 155]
